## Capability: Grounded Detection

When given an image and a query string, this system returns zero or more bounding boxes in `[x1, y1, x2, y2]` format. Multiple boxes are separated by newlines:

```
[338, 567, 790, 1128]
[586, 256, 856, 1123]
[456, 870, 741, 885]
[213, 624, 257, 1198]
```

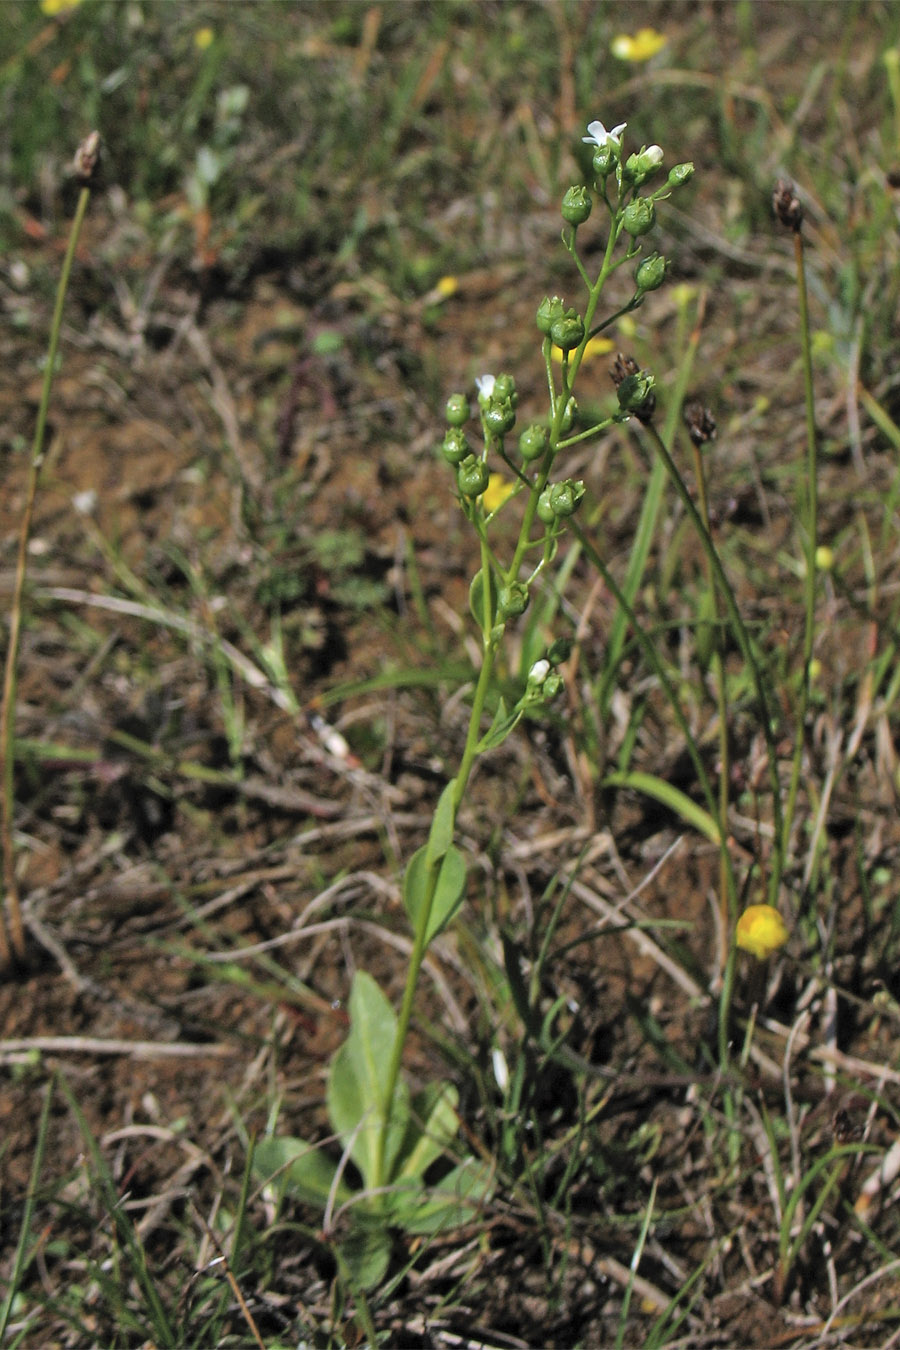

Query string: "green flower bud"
[457, 455, 490, 498]
[498, 582, 529, 618]
[542, 672, 563, 700]
[537, 488, 557, 525]
[559, 396, 577, 433]
[549, 308, 585, 353]
[623, 144, 664, 189]
[538, 480, 584, 523]
[493, 373, 517, 404]
[561, 185, 592, 226]
[667, 162, 694, 187]
[445, 393, 469, 427]
[616, 370, 655, 415]
[549, 478, 584, 517]
[536, 295, 566, 336]
[518, 423, 549, 462]
[547, 636, 573, 665]
[483, 400, 516, 435]
[634, 253, 667, 293]
[441, 427, 471, 465]
[622, 197, 656, 237]
[592, 143, 617, 179]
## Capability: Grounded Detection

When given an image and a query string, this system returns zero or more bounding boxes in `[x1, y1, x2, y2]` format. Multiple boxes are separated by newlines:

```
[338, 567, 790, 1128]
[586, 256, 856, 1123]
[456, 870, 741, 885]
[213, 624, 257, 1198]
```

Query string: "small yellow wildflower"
[551, 334, 615, 364]
[41, 0, 83, 14]
[611, 27, 668, 63]
[482, 473, 515, 514]
[735, 904, 789, 961]
[194, 27, 215, 51]
[436, 275, 458, 298]
[815, 545, 834, 572]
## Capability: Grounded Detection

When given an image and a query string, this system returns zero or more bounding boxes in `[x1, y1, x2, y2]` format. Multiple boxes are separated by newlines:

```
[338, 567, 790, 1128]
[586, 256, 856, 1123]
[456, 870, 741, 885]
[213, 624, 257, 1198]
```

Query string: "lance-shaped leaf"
[403, 843, 466, 945]
[326, 971, 410, 1191]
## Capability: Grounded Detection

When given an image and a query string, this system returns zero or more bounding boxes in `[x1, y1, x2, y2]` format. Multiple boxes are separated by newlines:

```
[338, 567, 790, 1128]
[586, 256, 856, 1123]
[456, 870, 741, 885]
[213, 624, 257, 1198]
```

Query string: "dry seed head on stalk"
[683, 399, 717, 448]
[772, 177, 803, 232]
[73, 130, 102, 186]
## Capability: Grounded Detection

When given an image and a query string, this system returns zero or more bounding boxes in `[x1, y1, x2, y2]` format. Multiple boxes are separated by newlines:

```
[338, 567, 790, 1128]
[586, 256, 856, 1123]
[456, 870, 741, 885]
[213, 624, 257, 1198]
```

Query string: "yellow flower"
[611, 27, 668, 63]
[735, 905, 789, 960]
[436, 275, 458, 298]
[41, 0, 83, 13]
[194, 27, 215, 51]
[551, 334, 615, 364]
[482, 473, 515, 514]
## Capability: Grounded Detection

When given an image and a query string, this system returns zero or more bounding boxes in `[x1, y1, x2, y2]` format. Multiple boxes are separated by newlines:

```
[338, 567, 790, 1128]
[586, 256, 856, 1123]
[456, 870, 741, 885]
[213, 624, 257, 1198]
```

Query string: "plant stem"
[781, 228, 818, 893]
[0, 181, 92, 969]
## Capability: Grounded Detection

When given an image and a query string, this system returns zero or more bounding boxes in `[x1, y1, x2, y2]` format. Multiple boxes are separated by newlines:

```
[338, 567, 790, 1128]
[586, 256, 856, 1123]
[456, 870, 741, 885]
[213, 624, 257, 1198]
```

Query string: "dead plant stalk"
[0, 140, 97, 968]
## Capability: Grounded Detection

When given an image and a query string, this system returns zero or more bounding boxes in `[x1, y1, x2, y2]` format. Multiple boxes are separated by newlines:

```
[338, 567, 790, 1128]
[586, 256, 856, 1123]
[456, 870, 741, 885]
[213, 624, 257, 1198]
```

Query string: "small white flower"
[642, 144, 664, 167]
[528, 659, 550, 685]
[583, 119, 627, 149]
[72, 490, 97, 516]
[475, 374, 496, 399]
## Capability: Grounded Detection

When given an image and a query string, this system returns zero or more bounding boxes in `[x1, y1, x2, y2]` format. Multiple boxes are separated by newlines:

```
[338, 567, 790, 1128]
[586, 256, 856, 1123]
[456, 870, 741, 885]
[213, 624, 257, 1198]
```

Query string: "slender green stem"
[0, 182, 92, 967]
[641, 421, 786, 901]
[374, 621, 501, 1193]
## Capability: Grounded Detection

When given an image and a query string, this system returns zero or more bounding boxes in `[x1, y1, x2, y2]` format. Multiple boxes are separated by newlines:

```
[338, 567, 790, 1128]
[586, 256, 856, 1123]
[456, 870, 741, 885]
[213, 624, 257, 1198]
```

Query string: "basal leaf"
[326, 971, 410, 1190]
[253, 1135, 351, 1209]
[400, 1157, 494, 1236]
[393, 1081, 459, 1184]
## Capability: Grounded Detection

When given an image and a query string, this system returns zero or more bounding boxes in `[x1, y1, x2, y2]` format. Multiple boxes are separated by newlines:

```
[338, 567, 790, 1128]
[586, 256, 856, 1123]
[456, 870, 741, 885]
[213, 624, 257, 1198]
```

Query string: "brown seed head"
[683, 400, 717, 448]
[73, 131, 102, 187]
[772, 178, 803, 232]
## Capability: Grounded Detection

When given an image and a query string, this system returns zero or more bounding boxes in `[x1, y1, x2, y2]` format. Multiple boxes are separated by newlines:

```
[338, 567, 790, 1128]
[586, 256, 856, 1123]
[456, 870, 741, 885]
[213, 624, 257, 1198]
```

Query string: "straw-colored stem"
[781, 229, 818, 884]
[0, 183, 92, 967]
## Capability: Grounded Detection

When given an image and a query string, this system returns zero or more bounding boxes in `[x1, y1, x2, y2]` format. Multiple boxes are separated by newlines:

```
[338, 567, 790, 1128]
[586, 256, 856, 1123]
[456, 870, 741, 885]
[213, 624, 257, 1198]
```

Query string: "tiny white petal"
[583, 118, 627, 149]
[529, 659, 550, 684]
[475, 374, 496, 398]
[644, 144, 664, 166]
[492, 1047, 509, 1092]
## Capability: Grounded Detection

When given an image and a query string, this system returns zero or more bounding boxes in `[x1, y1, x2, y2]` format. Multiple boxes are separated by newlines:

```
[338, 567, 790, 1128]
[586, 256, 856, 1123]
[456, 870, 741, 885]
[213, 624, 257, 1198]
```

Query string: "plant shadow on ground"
[4, 2, 900, 1346]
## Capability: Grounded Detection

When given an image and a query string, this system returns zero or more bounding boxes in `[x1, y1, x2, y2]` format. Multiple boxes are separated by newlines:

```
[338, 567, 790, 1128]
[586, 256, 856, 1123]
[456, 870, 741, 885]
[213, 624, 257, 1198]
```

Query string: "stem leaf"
[403, 843, 467, 944]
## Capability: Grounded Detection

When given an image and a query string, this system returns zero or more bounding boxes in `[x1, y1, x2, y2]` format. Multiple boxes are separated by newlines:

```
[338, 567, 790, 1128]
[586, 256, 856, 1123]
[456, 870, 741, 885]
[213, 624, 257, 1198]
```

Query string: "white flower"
[642, 144, 664, 168]
[475, 374, 496, 399]
[583, 119, 626, 149]
[528, 659, 550, 685]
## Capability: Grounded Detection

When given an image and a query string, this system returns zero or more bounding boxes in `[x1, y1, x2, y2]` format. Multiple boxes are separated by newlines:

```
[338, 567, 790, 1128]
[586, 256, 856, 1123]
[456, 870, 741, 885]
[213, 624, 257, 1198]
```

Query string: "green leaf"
[393, 1081, 460, 1184]
[338, 1222, 393, 1290]
[474, 697, 523, 753]
[469, 566, 498, 632]
[400, 1157, 494, 1235]
[403, 844, 467, 944]
[326, 972, 410, 1190]
[602, 770, 721, 845]
[253, 1135, 351, 1209]
[425, 778, 457, 867]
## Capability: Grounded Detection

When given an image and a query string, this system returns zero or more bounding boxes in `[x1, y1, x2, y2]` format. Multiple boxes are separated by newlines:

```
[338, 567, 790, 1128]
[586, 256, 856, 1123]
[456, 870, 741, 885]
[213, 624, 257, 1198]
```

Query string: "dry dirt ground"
[4, 6, 900, 1347]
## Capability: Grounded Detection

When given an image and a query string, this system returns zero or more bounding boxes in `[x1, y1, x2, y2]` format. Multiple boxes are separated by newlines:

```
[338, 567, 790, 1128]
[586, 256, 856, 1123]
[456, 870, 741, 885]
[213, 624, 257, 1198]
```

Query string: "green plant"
[256, 114, 698, 1286]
